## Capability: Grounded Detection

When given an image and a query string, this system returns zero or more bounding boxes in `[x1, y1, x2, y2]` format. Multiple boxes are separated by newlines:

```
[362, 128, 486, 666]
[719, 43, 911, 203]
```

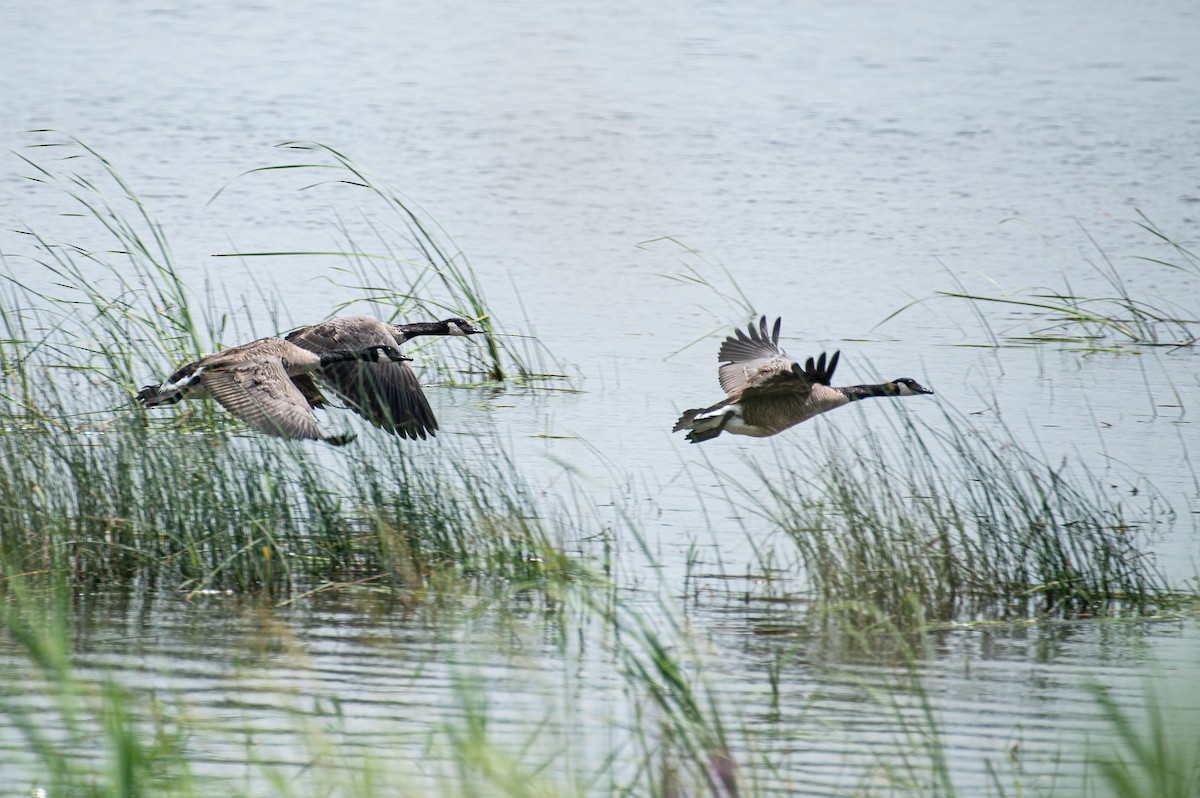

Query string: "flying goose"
[284, 316, 484, 440]
[136, 337, 411, 445]
[673, 316, 933, 443]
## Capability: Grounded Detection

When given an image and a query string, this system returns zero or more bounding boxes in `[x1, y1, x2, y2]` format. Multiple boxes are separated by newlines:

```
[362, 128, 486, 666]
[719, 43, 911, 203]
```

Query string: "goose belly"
[722, 413, 777, 438]
[694, 403, 779, 438]
[737, 396, 835, 435]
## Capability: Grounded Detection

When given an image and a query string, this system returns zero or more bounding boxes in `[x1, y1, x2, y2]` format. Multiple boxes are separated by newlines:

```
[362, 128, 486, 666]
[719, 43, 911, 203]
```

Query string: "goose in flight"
[673, 317, 933, 443]
[285, 316, 484, 440]
[136, 337, 410, 445]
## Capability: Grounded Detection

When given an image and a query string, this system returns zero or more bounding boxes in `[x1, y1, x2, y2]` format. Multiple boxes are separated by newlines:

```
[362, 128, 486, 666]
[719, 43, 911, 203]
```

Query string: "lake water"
[1, 0, 1198, 794]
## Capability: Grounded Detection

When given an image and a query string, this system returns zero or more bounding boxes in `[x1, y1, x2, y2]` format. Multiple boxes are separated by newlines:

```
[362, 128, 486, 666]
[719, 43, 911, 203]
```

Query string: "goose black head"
[445, 317, 485, 336]
[889, 378, 934, 397]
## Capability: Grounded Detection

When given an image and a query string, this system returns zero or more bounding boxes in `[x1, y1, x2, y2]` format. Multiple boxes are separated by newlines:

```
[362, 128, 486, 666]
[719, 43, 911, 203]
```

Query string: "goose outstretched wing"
[737, 351, 842, 403]
[287, 318, 437, 439]
[716, 317, 842, 402]
[317, 359, 437, 439]
[204, 359, 325, 440]
[717, 316, 795, 396]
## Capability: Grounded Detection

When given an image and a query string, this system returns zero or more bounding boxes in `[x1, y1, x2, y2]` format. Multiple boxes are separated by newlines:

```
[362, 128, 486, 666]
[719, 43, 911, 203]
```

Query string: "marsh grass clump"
[5, 140, 211, 394]
[0, 403, 567, 594]
[742, 406, 1170, 626]
[885, 214, 1200, 349]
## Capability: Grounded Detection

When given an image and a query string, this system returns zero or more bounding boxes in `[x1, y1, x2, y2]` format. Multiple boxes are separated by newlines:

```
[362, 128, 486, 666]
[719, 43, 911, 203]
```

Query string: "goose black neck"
[841, 383, 891, 401]
[393, 320, 448, 342]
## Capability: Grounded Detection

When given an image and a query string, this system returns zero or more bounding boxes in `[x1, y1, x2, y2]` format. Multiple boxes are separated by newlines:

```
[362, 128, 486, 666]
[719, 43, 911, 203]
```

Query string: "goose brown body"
[673, 317, 933, 443]
[135, 337, 408, 445]
[285, 316, 483, 440]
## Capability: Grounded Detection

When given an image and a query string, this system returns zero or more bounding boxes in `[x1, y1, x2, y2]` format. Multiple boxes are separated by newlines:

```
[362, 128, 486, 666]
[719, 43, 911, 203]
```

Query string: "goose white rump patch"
[693, 404, 773, 438]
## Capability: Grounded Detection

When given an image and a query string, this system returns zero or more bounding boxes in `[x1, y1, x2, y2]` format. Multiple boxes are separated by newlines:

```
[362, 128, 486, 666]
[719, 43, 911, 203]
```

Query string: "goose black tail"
[673, 405, 729, 443]
[672, 408, 704, 433]
[684, 426, 724, 444]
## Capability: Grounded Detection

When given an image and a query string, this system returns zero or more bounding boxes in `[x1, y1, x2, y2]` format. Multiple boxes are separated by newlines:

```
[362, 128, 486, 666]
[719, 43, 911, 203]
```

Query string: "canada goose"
[673, 316, 933, 444]
[284, 316, 484, 440]
[136, 337, 411, 446]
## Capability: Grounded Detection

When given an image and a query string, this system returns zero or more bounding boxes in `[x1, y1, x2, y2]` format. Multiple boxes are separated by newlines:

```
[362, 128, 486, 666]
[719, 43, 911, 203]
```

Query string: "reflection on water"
[2, 588, 1195, 794]
[2, 0, 1199, 792]
[697, 593, 1198, 794]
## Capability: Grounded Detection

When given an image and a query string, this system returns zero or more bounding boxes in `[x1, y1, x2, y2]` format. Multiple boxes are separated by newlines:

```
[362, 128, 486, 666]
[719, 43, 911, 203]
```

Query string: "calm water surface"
[1, 0, 1198, 793]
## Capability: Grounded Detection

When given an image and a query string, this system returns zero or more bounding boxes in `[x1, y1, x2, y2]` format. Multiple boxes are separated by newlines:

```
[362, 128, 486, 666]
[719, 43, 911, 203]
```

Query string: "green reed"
[640, 235, 757, 321]
[3, 137, 556, 414]
[9, 567, 1191, 797]
[882, 215, 1199, 348]
[7, 140, 207, 385]
[1083, 678, 1200, 798]
[734, 404, 1171, 627]
[0, 402, 568, 594]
